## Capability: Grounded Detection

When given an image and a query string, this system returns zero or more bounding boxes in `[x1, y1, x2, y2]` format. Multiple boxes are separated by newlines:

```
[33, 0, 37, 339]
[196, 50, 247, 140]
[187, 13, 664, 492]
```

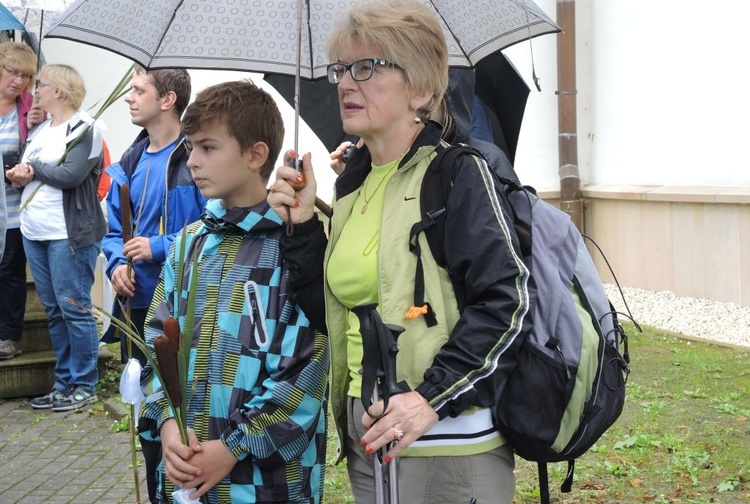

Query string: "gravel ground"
[603, 284, 750, 349]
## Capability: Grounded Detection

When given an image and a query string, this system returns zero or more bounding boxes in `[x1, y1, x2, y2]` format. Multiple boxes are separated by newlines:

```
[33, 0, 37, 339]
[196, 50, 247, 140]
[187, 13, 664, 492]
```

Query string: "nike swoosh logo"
[404, 196, 417, 201]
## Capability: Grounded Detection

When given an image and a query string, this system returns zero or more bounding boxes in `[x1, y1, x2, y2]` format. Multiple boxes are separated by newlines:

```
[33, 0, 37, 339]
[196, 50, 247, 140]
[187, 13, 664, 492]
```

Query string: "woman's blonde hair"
[327, 0, 448, 121]
[42, 64, 86, 109]
[0, 42, 38, 92]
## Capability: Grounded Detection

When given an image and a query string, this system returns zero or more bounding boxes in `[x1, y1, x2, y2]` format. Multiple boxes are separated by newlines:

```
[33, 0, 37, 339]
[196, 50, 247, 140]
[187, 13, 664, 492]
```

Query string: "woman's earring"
[413, 116, 422, 124]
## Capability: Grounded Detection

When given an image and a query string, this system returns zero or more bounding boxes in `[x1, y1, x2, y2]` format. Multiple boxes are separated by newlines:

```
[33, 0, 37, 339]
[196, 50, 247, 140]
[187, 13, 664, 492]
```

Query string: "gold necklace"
[360, 125, 422, 214]
[361, 162, 398, 214]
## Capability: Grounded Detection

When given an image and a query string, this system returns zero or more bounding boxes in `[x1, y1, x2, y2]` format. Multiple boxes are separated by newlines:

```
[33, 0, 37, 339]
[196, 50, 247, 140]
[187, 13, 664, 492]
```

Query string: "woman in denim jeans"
[6, 64, 106, 412]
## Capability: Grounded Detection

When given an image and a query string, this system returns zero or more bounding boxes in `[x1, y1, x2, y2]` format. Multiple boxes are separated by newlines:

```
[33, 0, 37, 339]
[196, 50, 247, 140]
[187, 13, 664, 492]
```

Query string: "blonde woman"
[7, 64, 105, 412]
[269, 1, 531, 502]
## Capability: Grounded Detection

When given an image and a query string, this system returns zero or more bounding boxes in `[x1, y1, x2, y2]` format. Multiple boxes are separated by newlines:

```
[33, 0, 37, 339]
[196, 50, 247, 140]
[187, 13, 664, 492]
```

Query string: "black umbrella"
[264, 74, 348, 157]
[474, 52, 531, 165]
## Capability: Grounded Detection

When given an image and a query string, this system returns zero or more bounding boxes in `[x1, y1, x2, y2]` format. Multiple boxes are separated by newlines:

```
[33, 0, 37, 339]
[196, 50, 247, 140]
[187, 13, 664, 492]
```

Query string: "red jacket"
[17, 91, 34, 147]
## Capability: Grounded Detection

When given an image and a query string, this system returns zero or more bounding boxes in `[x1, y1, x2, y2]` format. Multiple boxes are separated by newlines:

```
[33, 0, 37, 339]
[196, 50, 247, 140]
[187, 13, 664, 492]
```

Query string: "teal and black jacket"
[141, 199, 329, 503]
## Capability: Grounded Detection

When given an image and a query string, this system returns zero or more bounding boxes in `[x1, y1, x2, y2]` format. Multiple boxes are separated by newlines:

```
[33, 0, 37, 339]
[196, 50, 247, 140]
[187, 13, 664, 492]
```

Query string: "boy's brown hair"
[182, 80, 284, 181]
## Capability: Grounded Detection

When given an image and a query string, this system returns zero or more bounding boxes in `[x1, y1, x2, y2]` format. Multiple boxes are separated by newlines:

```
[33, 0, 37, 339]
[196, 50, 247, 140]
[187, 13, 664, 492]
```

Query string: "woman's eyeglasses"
[3, 66, 33, 81]
[35, 80, 52, 89]
[326, 58, 401, 84]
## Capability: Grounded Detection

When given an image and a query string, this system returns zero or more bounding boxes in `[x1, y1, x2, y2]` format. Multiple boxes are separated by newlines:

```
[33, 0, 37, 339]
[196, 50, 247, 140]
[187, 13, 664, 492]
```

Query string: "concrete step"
[24, 278, 46, 321]
[0, 346, 116, 400]
[19, 318, 52, 353]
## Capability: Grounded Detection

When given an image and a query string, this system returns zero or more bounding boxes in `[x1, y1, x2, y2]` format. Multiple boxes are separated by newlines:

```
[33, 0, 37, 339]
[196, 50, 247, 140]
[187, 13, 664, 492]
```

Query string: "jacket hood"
[444, 68, 476, 145]
[118, 130, 187, 178]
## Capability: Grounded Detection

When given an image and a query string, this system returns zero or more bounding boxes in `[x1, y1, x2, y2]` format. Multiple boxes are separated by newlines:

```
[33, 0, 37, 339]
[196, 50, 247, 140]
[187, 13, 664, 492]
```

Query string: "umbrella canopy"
[264, 74, 346, 154]
[45, 0, 559, 78]
[45, 0, 556, 185]
[6, 0, 75, 69]
[473, 52, 531, 164]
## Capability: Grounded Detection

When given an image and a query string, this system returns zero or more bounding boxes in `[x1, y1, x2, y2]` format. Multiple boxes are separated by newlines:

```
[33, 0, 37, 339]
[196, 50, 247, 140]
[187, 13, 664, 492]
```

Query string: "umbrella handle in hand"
[285, 157, 333, 219]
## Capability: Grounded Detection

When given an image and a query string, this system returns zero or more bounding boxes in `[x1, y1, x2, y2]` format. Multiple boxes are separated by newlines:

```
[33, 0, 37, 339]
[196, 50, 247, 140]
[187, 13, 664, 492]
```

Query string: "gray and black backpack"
[409, 144, 636, 504]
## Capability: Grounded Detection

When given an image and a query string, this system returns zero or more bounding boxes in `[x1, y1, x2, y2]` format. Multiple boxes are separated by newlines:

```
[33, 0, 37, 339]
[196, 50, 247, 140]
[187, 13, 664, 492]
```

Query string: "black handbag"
[3, 152, 20, 184]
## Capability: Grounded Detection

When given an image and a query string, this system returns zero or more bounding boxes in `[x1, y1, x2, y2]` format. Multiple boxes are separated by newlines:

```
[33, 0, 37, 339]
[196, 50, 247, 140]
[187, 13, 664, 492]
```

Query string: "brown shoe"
[0, 339, 21, 359]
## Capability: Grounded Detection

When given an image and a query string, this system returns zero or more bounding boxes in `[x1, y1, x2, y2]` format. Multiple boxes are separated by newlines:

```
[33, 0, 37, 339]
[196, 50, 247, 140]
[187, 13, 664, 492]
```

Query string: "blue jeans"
[23, 237, 100, 392]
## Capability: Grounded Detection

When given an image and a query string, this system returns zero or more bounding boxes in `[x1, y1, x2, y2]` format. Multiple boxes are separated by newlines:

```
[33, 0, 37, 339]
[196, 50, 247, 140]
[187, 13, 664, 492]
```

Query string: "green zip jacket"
[283, 122, 531, 459]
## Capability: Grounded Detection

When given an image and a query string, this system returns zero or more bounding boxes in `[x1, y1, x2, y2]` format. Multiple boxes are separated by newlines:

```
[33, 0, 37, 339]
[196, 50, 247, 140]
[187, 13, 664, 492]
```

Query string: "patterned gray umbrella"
[45, 0, 559, 78]
[45, 0, 558, 163]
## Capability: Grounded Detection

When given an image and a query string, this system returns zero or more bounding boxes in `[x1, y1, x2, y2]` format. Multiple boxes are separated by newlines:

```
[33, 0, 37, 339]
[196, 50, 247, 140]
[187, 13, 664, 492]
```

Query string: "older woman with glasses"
[268, 1, 530, 502]
[0, 42, 45, 361]
[6, 64, 106, 413]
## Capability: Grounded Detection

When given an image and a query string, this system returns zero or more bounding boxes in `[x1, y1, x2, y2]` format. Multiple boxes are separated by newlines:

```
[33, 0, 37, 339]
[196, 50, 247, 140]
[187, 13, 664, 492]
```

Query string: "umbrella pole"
[294, 0, 301, 156]
[38, 10, 44, 73]
[288, 1, 333, 222]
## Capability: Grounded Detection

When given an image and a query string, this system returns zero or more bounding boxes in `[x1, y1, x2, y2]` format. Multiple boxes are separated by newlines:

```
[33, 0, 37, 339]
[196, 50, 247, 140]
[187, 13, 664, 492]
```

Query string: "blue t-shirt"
[126, 138, 179, 308]
[129, 138, 178, 236]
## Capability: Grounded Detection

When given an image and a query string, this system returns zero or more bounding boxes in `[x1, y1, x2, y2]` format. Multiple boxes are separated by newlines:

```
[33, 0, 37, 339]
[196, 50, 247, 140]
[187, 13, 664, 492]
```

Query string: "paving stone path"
[0, 397, 148, 503]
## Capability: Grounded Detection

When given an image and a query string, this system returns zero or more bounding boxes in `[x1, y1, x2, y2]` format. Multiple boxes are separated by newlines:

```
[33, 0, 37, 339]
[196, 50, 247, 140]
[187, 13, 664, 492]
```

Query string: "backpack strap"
[537, 462, 551, 504]
[406, 144, 482, 326]
[536, 459, 577, 504]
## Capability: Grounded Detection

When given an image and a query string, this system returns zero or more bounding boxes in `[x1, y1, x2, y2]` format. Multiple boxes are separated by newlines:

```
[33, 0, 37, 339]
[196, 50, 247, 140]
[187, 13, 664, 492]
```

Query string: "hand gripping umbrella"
[352, 302, 406, 504]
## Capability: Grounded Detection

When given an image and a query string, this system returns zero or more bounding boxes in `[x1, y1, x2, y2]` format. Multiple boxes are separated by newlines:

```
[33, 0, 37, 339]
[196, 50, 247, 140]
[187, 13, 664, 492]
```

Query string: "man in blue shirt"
[102, 67, 206, 364]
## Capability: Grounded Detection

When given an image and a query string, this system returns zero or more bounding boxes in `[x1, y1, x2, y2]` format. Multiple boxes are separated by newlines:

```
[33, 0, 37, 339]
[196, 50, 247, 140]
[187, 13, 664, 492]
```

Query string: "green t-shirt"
[327, 157, 400, 398]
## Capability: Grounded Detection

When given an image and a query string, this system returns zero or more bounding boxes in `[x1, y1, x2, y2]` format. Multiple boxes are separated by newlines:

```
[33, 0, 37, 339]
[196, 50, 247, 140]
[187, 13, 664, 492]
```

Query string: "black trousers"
[0, 228, 27, 341]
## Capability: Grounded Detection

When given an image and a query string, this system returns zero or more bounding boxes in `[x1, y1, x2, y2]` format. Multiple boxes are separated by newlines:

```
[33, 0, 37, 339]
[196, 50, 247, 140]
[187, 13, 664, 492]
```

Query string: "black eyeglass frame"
[326, 58, 401, 84]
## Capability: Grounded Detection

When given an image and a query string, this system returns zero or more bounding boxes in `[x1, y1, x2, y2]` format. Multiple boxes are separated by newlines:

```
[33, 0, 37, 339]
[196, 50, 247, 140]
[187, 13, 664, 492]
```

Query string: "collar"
[200, 198, 283, 235]
[335, 120, 444, 200]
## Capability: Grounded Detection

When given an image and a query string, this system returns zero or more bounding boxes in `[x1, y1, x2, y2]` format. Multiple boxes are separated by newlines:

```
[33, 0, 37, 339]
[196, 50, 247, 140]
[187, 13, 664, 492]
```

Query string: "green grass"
[321, 325, 750, 503]
[97, 326, 750, 503]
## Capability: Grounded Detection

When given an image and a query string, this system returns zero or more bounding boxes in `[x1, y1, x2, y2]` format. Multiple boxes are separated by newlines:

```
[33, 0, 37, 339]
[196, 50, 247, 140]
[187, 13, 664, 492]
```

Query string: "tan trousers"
[344, 397, 516, 504]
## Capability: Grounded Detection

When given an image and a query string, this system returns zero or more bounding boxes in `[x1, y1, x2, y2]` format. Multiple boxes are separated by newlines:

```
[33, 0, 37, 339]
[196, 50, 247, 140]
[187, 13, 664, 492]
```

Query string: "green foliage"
[110, 414, 130, 433]
[321, 325, 750, 503]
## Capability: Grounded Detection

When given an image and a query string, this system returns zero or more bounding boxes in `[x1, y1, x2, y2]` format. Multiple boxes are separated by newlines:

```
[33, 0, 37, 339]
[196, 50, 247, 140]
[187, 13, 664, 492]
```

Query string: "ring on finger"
[270, 186, 276, 193]
[393, 427, 404, 442]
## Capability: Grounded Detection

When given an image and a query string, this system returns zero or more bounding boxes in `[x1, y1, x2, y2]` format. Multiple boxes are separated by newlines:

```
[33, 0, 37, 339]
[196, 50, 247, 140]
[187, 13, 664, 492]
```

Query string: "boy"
[140, 80, 328, 504]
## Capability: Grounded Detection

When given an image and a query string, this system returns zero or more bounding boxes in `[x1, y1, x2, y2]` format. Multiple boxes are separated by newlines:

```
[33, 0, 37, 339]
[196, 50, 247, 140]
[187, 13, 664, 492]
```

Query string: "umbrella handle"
[284, 157, 332, 218]
[314, 197, 332, 218]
